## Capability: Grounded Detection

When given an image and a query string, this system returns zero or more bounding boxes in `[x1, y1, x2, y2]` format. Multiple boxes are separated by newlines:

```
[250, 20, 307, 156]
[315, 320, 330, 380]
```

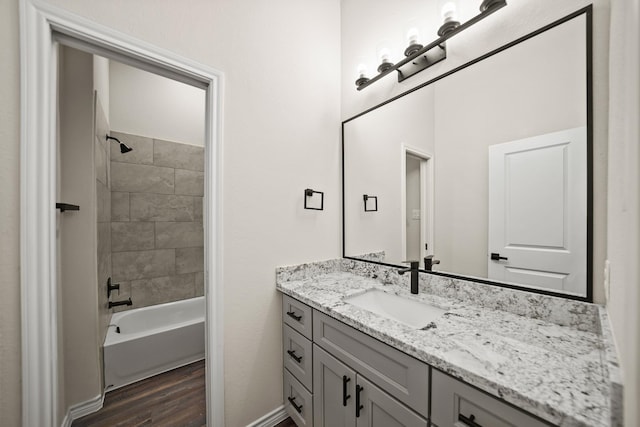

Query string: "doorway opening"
[401, 145, 434, 269]
[20, 2, 224, 426]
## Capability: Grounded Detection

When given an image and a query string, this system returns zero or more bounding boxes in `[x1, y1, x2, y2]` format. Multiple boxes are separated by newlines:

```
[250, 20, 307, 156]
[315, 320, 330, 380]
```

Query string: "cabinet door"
[313, 344, 356, 427]
[356, 375, 428, 427]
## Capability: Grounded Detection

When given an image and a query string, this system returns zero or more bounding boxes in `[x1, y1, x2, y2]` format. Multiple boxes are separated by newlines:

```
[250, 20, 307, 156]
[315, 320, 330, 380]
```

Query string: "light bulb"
[378, 47, 391, 64]
[441, 2, 458, 22]
[356, 63, 368, 78]
[406, 27, 420, 45]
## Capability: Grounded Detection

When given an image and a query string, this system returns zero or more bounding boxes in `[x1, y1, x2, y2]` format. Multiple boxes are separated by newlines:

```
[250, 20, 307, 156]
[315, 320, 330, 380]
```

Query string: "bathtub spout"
[109, 298, 132, 309]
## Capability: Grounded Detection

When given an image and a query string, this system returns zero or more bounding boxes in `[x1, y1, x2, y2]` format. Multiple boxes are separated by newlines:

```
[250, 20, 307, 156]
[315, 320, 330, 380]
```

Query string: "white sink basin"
[344, 289, 446, 329]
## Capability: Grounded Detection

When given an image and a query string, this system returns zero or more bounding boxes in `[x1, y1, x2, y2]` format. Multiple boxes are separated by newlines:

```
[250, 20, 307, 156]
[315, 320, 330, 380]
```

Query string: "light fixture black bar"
[357, 0, 507, 91]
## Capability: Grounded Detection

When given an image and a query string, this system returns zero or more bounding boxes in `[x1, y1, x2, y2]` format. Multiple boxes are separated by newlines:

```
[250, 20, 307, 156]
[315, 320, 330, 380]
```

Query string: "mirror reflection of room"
[344, 13, 588, 297]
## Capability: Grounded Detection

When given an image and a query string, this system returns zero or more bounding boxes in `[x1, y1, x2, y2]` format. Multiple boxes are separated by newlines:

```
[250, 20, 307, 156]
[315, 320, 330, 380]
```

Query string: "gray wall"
[95, 92, 111, 390]
[109, 131, 204, 311]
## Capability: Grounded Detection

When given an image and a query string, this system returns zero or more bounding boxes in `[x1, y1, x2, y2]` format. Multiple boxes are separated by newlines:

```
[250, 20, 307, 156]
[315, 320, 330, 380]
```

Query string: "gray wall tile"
[175, 169, 204, 196]
[155, 222, 204, 249]
[130, 193, 194, 222]
[130, 274, 196, 308]
[110, 136, 204, 309]
[194, 197, 203, 223]
[112, 192, 130, 221]
[195, 272, 204, 297]
[112, 222, 155, 252]
[154, 139, 204, 171]
[95, 137, 108, 186]
[112, 249, 175, 281]
[97, 181, 111, 223]
[110, 131, 154, 165]
[111, 162, 175, 194]
[176, 247, 204, 274]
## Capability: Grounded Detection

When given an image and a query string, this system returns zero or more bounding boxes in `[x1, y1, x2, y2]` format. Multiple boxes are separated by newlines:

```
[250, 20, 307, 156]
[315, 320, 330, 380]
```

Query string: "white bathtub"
[104, 296, 205, 391]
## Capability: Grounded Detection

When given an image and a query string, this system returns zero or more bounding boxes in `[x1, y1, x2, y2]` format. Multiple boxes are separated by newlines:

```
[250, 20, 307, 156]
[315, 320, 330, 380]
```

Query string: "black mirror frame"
[341, 6, 594, 302]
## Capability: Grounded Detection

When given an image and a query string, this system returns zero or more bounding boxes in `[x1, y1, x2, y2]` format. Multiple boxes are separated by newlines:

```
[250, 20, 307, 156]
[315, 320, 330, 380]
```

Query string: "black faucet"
[424, 255, 440, 271]
[398, 261, 420, 294]
[108, 298, 132, 309]
[107, 277, 120, 298]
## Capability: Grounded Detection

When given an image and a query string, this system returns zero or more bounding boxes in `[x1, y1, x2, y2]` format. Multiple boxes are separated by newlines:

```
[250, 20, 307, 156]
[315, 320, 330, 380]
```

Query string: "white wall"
[0, 1, 338, 426]
[433, 15, 586, 278]
[0, 0, 21, 424]
[93, 55, 110, 123]
[109, 61, 205, 146]
[607, 0, 640, 424]
[344, 87, 435, 262]
[58, 46, 103, 420]
[342, 0, 610, 304]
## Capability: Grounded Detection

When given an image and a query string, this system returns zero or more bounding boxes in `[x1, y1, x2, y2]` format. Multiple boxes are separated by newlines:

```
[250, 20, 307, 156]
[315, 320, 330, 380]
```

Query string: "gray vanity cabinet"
[313, 344, 356, 427]
[282, 294, 552, 427]
[282, 295, 314, 426]
[314, 344, 427, 427]
[430, 370, 551, 427]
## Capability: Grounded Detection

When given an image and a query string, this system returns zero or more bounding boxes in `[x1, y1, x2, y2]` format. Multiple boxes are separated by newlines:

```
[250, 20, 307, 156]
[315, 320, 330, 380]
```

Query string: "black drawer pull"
[458, 414, 482, 427]
[288, 396, 303, 414]
[287, 349, 302, 363]
[355, 384, 364, 418]
[342, 375, 351, 406]
[286, 311, 302, 321]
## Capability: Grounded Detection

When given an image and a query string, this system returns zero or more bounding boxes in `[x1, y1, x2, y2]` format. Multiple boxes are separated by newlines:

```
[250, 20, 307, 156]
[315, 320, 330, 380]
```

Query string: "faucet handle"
[402, 260, 420, 268]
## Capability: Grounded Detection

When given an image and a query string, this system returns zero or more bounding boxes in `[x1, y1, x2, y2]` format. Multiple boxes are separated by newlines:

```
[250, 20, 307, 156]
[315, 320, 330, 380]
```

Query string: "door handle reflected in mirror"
[490, 253, 508, 261]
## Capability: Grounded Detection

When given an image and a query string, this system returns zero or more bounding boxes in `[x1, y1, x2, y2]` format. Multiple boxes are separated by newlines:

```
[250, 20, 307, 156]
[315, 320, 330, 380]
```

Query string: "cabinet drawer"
[283, 294, 313, 340]
[431, 370, 551, 427]
[313, 310, 429, 418]
[284, 368, 314, 427]
[283, 324, 313, 391]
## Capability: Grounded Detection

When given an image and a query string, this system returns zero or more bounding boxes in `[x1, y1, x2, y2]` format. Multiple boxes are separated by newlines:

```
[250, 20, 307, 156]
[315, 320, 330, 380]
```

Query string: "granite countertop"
[276, 262, 616, 427]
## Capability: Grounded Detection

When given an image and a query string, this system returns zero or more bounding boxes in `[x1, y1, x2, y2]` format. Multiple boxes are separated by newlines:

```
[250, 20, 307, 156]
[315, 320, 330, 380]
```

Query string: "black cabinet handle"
[286, 311, 302, 321]
[490, 252, 508, 261]
[288, 396, 303, 414]
[342, 375, 351, 406]
[458, 414, 482, 427]
[355, 384, 364, 418]
[286, 349, 302, 363]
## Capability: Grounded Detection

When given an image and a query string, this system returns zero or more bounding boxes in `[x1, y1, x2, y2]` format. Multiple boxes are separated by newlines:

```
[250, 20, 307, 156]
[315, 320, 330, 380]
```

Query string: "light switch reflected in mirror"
[343, 10, 591, 300]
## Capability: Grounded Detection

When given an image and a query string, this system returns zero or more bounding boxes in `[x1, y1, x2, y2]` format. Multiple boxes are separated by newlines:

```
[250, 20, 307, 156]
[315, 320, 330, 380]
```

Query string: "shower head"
[106, 134, 134, 154]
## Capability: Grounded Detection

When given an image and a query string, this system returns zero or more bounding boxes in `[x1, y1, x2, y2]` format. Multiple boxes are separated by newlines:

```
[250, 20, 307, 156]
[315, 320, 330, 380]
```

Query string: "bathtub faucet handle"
[107, 277, 120, 298]
[108, 298, 132, 309]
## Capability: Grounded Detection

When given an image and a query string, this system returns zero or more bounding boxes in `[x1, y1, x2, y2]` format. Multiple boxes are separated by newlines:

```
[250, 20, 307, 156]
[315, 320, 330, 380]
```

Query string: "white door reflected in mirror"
[488, 127, 587, 295]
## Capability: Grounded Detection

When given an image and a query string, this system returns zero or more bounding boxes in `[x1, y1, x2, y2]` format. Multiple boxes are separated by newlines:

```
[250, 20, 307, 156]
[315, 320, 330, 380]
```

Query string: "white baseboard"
[246, 405, 289, 427]
[60, 392, 105, 427]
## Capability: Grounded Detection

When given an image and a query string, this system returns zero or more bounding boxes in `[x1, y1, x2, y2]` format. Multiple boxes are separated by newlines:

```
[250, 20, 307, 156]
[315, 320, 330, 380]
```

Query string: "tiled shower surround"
[109, 131, 204, 311]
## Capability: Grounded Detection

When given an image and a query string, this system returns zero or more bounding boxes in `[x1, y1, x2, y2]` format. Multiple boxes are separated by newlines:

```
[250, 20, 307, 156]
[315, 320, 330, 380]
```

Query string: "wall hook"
[304, 188, 324, 210]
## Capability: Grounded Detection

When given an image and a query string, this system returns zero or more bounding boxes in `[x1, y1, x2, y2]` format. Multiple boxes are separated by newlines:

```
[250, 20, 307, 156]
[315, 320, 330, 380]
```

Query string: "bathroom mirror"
[343, 9, 592, 300]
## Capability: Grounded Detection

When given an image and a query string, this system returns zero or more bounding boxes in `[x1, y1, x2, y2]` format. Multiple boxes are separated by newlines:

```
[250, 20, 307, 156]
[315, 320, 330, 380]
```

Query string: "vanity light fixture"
[437, 2, 461, 36]
[377, 47, 394, 73]
[404, 28, 423, 57]
[355, 0, 507, 90]
[355, 63, 370, 87]
[304, 188, 324, 211]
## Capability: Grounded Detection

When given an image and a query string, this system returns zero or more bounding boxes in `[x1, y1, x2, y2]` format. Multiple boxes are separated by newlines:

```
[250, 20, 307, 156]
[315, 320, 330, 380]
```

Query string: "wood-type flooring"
[73, 360, 206, 427]
[72, 359, 297, 426]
